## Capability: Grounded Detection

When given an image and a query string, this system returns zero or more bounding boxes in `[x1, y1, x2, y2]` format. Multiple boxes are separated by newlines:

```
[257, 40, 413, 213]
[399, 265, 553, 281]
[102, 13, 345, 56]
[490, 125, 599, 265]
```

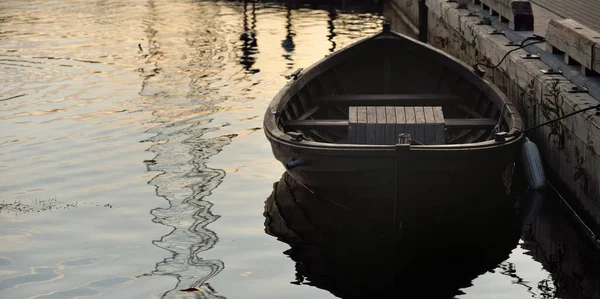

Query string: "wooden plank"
[457, 104, 482, 118]
[357, 106, 367, 144]
[287, 119, 495, 129]
[433, 107, 445, 144]
[413, 107, 426, 144]
[307, 130, 333, 143]
[444, 118, 497, 129]
[366, 107, 377, 144]
[385, 106, 397, 145]
[286, 118, 492, 133]
[283, 107, 293, 120]
[290, 101, 302, 118]
[404, 107, 415, 140]
[376, 107, 387, 145]
[320, 94, 460, 106]
[348, 106, 357, 143]
[482, 0, 533, 31]
[595, 43, 600, 73]
[423, 107, 435, 144]
[285, 119, 347, 129]
[297, 92, 310, 112]
[395, 107, 406, 144]
[298, 106, 320, 120]
[546, 19, 600, 74]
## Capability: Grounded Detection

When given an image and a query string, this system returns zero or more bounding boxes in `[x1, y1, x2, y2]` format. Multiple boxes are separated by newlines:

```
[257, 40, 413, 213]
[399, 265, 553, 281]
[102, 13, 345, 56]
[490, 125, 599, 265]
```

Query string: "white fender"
[520, 137, 547, 190]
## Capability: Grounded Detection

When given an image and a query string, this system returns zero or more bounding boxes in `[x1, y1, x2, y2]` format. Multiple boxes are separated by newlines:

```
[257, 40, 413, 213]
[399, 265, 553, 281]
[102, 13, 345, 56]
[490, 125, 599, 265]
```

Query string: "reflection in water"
[281, 6, 296, 68]
[146, 125, 231, 298]
[240, 1, 259, 74]
[327, 8, 337, 52]
[140, 1, 230, 298]
[522, 190, 600, 299]
[138, 0, 164, 96]
[264, 173, 522, 298]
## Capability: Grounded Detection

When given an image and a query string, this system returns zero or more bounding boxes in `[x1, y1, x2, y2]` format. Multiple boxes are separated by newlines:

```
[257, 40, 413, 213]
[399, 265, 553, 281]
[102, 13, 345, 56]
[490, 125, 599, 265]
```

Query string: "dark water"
[0, 0, 598, 298]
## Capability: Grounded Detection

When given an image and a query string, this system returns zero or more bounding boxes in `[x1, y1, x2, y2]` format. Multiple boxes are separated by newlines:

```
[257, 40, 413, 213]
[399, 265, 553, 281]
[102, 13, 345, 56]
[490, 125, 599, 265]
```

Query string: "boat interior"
[276, 35, 511, 145]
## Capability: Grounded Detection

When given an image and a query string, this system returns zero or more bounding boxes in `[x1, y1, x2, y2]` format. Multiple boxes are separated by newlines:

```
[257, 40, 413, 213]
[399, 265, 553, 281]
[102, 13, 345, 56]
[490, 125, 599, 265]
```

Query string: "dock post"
[418, 0, 428, 42]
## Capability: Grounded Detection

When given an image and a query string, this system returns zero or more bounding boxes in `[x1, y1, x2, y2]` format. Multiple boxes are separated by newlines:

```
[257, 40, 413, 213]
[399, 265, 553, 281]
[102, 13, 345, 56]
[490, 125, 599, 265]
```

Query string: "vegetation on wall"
[574, 145, 589, 193]
[540, 80, 568, 150]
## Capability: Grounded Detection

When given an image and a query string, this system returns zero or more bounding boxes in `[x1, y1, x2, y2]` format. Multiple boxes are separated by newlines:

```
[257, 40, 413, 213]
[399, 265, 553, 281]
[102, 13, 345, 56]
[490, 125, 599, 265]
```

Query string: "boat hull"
[267, 136, 520, 222]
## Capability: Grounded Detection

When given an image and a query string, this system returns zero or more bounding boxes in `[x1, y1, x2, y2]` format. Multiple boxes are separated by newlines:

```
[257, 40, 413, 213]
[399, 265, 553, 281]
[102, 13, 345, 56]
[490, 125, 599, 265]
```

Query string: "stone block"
[481, 0, 534, 31]
[546, 19, 600, 75]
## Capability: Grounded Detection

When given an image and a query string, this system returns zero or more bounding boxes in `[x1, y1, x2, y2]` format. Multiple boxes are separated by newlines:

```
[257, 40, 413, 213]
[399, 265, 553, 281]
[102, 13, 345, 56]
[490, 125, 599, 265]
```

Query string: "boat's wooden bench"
[348, 106, 445, 145]
[284, 118, 497, 130]
[284, 118, 496, 130]
[284, 105, 498, 145]
[319, 93, 460, 106]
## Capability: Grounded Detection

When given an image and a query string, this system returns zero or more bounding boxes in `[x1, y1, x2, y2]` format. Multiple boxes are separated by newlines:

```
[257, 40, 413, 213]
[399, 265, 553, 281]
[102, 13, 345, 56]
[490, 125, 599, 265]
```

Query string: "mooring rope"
[506, 104, 600, 138]
[473, 36, 546, 75]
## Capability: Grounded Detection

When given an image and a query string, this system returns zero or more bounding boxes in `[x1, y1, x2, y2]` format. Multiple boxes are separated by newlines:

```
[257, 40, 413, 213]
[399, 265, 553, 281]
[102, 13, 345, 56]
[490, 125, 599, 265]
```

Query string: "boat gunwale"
[264, 30, 524, 151]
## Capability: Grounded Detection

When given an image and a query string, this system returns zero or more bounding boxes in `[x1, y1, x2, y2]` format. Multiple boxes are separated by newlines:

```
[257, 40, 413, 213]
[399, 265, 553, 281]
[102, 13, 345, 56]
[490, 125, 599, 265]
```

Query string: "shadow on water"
[521, 190, 600, 299]
[264, 172, 523, 298]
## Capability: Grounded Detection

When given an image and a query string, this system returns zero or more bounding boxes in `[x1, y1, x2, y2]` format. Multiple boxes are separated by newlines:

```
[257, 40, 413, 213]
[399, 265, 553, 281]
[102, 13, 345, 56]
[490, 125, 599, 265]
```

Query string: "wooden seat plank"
[366, 107, 377, 144]
[404, 107, 416, 140]
[357, 106, 367, 144]
[414, 107, 426, 144]
[376, 107, 387, 145]
[444, 118, 497, 129]
[285, 118, 496, 130]
[423, 107, 436, 144]
[348, 106, 358, 143]
[395, 107, 406, 145]
[433, 107, 445, 143]
[321, 94, 460, 106]
[386, 107, 397, 145]
[285, 119, 348, 128]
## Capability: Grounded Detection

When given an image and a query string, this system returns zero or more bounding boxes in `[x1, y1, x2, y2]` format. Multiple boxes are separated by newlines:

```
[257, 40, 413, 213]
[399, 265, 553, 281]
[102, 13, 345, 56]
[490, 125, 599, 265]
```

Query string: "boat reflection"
[522, 188, 600, 299]
[264, 172, 522, 298]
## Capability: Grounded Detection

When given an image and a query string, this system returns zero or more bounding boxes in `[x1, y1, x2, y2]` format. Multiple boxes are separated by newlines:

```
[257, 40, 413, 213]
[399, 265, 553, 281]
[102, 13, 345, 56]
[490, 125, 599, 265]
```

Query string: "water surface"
[0, 1, 598, 298]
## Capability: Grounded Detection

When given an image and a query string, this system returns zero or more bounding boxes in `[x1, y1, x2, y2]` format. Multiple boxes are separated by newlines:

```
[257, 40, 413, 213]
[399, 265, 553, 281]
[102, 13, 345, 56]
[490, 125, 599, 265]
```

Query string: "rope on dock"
[472, 36, 546, 76]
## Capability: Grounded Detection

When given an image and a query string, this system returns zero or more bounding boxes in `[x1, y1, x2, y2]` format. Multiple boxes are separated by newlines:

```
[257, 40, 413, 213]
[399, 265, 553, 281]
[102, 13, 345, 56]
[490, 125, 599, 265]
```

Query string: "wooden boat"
[263, 25, 524, 220]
